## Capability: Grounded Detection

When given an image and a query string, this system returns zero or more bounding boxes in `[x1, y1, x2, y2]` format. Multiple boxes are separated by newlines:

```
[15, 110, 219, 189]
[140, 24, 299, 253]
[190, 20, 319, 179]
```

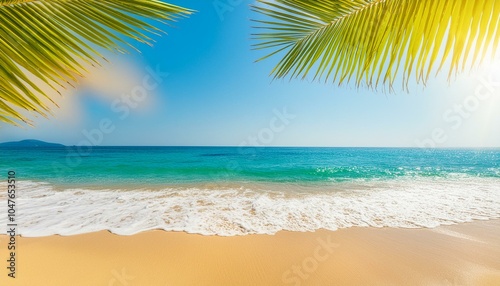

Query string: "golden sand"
[1, 220, 499, 286]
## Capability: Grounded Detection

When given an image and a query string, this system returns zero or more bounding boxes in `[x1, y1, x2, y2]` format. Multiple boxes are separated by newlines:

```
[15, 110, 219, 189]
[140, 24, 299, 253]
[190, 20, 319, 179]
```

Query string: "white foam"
[0, 178, 499, 237]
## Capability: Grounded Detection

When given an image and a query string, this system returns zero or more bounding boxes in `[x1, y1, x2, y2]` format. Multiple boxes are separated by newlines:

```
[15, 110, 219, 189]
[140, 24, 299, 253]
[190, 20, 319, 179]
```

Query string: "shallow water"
[1, 147, 499, 236]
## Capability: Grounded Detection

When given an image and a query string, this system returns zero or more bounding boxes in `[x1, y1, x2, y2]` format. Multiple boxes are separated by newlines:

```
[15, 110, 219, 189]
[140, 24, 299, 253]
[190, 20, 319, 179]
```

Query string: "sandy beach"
[0, 220, 499, 286]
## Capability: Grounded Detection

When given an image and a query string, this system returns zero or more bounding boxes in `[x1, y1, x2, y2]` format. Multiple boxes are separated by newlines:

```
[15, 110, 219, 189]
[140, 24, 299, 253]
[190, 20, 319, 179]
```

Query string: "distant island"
[0, 139, 65, 147]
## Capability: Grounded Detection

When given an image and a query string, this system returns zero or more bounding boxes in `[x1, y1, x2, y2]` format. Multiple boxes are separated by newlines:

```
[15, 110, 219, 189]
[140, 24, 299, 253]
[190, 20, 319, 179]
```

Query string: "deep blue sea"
[0, 147, 499, 236]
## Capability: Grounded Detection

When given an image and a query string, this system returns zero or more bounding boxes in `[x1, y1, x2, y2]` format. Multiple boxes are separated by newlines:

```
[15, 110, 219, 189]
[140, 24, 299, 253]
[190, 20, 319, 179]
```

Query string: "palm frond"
[252, 0, 500, 90]
[0, 0, 191, 126]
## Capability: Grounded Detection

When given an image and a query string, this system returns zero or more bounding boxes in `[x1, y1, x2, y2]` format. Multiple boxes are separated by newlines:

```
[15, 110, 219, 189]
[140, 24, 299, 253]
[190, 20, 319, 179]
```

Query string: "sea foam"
[1, 178, 499, 237]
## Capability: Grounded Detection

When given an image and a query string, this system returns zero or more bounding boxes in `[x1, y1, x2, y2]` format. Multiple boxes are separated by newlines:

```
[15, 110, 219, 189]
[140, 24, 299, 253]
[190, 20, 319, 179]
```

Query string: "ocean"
[1, 147, 499, 236]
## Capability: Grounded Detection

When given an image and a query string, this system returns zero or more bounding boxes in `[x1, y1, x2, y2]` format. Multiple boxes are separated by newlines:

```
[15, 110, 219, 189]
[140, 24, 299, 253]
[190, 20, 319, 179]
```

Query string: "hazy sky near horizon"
[1, 0, 500, 147]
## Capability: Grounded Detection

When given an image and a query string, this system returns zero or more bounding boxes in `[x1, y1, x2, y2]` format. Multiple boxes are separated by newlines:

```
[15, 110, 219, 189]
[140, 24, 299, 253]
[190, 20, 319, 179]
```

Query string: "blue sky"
[1, 0, 499, 147]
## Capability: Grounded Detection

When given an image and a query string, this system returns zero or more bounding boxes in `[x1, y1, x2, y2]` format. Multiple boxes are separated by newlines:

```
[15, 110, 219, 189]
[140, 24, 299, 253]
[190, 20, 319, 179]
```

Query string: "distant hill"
[0, 139, 65, 147]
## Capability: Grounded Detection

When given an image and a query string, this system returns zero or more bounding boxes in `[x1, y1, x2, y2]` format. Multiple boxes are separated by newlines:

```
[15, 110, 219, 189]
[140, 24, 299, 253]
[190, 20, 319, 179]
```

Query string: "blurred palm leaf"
[0, 0, 191, 126]
[252, 0, 500, 90]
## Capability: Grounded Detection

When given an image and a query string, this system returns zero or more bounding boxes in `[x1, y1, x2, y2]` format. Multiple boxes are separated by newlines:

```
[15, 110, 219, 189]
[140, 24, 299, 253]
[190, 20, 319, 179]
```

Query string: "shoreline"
[10, 217, 500, 238]
[3, 177, 500, 237]
[1, 220, 500, 285]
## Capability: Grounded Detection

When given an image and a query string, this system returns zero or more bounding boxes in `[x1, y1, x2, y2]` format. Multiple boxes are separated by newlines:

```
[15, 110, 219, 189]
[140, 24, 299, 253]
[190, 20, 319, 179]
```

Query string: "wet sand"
[1, 220, 499, 285]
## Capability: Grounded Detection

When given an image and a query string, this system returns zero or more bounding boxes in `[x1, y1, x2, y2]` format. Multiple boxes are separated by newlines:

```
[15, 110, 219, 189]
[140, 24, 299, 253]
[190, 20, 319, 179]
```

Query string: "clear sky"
[1, 0, 499, 147]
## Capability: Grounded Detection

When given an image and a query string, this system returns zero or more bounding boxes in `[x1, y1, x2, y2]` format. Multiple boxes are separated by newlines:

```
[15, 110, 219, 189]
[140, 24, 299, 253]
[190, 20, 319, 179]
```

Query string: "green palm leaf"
[252, 0, 500, 90]
[0, 0, 191, 126]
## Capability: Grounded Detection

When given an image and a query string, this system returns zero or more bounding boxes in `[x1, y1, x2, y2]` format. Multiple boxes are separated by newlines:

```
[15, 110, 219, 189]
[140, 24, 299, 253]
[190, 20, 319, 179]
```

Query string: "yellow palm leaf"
[252, 0, 500, 90]
[0, 0, 191, 126]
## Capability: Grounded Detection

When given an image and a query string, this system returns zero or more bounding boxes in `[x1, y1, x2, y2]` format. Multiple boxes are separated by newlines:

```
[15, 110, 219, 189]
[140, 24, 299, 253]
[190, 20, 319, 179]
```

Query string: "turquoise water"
[0, 147, 499, 236]
[1, 147, 499, 186]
